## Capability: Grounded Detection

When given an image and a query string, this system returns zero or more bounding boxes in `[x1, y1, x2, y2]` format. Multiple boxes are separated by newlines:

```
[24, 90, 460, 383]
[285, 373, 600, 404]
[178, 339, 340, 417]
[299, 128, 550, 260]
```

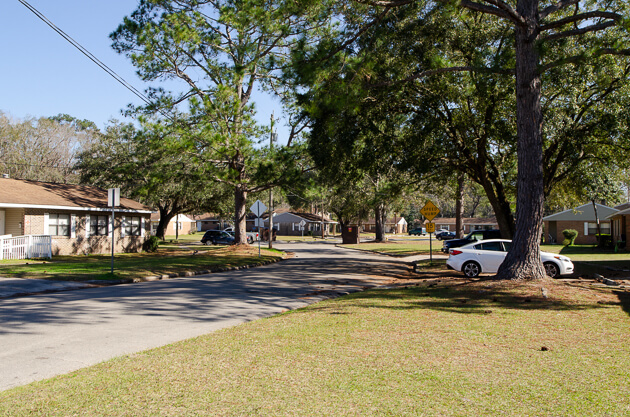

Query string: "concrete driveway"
[0, 242, 412, 391]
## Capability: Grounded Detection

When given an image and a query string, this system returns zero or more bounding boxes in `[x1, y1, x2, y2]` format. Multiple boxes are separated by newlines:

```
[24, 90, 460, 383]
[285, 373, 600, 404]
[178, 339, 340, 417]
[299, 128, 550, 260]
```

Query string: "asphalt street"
[0, 242, 413, 391]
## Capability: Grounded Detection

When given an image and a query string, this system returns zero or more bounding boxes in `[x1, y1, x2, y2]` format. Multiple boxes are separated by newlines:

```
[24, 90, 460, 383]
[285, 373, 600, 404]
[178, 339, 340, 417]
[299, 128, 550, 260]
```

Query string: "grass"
[343, 240, 443, 256]
[0, 244, 283, 282]
[1, 278, 629, 416]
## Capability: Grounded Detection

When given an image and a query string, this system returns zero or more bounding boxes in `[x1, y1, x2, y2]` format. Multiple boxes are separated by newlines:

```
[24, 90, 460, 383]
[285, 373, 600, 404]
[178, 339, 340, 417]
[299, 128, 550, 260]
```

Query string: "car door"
[475, 241, 507, 273]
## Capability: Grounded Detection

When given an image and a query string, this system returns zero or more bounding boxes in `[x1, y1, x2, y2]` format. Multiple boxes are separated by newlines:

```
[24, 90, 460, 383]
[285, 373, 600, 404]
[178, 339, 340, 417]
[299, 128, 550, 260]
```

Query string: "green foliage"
[110, 0, 336, 243]
[143, 236, 160, 252]
[562, 229, 579, 246]
[596, 234, 613, 249]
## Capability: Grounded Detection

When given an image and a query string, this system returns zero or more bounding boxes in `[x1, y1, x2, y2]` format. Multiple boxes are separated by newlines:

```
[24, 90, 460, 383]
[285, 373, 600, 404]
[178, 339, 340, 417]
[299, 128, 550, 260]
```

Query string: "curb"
[129, 257, 284, 283]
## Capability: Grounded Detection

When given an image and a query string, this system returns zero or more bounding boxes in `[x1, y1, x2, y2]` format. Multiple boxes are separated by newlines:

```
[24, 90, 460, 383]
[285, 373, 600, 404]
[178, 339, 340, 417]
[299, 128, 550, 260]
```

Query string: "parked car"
[435, 231, 456, 240]
[446, 239, 574, 278]
[225, 231, 254, 244]
[441, 229, 502, 253]
[223, 227, 258, 243]
[201, 230, 235, 245]
[408, 227, 426, 236]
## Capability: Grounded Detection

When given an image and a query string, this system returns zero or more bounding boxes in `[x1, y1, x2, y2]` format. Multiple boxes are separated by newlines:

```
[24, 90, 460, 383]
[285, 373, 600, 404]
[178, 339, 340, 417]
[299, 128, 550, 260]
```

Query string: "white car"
[446, 239, 574, 278]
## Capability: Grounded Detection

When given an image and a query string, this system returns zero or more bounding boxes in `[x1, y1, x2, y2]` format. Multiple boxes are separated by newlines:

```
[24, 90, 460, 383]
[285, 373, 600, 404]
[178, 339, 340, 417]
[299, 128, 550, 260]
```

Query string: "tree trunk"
[234, 185, 248, 245]
[455, 173, 465, 238]
[374, 204, 386, 242]
[155, 207, 176, 241]
[496, 2, 545, 280]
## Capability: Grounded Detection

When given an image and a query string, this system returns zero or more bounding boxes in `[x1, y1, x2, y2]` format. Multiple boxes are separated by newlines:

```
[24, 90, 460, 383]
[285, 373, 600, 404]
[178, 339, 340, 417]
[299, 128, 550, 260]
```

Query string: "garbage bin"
[342, 225, 359, 244]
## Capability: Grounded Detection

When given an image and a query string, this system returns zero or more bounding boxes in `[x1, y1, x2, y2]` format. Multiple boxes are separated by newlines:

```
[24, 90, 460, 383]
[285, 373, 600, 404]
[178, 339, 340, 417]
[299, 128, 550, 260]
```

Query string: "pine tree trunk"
[374, 204, 385, 242]
[234, 185, 248, 245]
[496, 0, 545, 280]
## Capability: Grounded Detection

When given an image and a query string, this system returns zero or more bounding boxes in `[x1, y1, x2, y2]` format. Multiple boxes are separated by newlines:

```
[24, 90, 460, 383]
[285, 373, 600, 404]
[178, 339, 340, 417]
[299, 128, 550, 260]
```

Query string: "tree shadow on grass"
[307, 277, 627, 317]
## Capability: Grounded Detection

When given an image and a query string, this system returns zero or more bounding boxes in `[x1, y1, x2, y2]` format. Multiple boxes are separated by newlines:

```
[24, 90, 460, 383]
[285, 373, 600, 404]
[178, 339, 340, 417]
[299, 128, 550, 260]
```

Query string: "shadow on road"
[0, 248, 413, 336]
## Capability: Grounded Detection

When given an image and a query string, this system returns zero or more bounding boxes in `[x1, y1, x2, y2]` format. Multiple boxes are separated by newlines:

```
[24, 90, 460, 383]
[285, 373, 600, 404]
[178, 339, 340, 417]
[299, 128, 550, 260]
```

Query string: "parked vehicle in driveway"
[408, 227, 426, 236]
[435, 231, 456, 240]
[223, 227, 258, 243]
[446, 239, 574, 278]
[201, 230, 235, 245]
[441, 229, 502, 253]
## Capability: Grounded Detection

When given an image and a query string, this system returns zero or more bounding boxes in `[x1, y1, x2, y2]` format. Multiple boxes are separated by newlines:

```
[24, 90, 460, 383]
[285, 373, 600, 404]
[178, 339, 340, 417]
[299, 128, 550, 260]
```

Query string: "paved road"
[0, 242, 412, 391]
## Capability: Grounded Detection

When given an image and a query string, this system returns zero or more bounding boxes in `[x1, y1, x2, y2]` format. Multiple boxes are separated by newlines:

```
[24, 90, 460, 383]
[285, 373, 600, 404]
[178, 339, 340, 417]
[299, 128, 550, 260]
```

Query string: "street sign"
[420, 200, 440, 221]
[250, 200, 267, 217]
[107, 188, 120, 207]
[426, 222, 435, 233]
[299, 220, 306, 227]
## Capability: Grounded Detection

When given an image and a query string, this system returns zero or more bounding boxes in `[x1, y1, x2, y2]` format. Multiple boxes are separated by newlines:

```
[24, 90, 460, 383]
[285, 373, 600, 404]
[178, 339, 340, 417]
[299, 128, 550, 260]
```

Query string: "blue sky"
[1, 0, 286, 141]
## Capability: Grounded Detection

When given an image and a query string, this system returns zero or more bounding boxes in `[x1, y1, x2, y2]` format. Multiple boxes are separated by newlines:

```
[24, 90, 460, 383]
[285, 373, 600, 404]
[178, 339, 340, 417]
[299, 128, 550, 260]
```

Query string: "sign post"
[299, 219, 306, 238]
[108, 188, 120, 275]
[420, 200, 440, 266]
[250, 200, 267, 257]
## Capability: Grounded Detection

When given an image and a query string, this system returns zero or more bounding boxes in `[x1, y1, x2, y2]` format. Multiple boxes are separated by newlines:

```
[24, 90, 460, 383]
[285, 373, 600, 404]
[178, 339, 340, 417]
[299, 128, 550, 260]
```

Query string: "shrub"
[143, 236, 160, 253]
[562, 229, 578, 246]
[596, 234, 613, 249]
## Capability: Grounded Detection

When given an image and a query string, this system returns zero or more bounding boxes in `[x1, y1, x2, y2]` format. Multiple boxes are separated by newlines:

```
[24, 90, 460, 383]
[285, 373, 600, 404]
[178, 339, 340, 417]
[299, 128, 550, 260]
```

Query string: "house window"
[588, 222, 611, 235]
[49, 214, 70, 236]
[90, 215, 109, 236]
[125, 217, 142, 236]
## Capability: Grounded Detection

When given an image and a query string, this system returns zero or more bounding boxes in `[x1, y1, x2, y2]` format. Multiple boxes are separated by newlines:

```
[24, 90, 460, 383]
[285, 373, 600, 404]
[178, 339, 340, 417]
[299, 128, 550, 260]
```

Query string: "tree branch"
[540, 0, 579, 20]
[542, 21, 618, 41]
[540, 11, 623, 31]
[540, 48, 630, 72]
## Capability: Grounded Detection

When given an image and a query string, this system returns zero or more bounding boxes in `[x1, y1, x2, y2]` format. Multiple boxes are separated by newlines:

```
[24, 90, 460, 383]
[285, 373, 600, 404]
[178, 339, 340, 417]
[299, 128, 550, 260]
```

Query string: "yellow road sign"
[426, 222, 435, 233]
[420, 200, 440, 221]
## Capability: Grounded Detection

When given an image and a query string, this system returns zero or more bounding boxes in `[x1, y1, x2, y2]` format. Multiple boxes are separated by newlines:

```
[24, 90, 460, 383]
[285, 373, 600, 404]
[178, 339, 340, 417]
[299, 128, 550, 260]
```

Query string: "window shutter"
[108, 214, 113, 237]
[44, 213, 50, 235]
[85, 215, 91, 237]
[121, 216, 126, 237]
[141, 217, 145, 238]
[584, 222, 589, 236]
[71, 214, 77, 238]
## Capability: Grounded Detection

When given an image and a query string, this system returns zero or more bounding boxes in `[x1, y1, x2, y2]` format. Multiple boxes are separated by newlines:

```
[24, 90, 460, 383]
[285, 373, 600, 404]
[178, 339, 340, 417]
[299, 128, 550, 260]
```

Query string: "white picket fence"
[0, 235, 52, 260]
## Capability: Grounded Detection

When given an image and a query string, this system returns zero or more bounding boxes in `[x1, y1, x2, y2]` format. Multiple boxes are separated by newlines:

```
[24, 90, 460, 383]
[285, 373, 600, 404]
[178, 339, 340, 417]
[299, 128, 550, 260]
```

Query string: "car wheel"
[544, 262, 559, 278]
[462, 261, 481, 278]
[247, 237, 253, 244]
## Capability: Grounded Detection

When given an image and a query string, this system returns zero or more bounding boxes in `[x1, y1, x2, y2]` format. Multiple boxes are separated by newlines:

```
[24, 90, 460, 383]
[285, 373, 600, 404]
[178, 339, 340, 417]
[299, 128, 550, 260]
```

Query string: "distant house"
[268, 212, 338, 236]
[431, 217, 498, 234]
[151, 213, 197, 236]
[0, 177, 152, 256]
[195, 213, 261, 232]
[362, 217, 408, 234]
[543, 203, 618, 245]
[605, 204, 630, 245]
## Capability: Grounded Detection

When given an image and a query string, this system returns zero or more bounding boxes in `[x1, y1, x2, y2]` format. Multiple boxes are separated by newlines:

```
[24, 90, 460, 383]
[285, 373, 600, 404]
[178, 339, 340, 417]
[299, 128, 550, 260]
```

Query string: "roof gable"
[543, 203, 618, 222]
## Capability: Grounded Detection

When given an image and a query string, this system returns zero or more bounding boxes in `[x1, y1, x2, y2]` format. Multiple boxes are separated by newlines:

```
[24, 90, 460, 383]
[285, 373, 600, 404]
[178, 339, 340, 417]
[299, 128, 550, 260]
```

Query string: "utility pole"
[268, 112, 275, 249]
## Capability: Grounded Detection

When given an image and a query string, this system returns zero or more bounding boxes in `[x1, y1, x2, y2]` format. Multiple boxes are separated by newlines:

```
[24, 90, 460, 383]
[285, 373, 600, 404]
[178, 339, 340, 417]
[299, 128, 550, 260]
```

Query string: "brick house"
[0, 177, 152, 255]
[543, 203, 617, 245]
[606, 206, 630, 245]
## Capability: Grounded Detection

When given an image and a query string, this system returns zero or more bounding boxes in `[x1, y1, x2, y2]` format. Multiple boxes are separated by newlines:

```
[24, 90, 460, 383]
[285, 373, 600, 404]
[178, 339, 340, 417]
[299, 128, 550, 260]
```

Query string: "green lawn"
[0, 244, 282, 282]
[1, 279, 628, 416]
[343, 240, 442, 256]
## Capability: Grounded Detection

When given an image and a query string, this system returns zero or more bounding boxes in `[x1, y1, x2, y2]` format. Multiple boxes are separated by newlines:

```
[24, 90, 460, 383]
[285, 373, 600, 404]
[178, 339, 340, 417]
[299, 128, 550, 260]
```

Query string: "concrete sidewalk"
[0, 278, 98, 299]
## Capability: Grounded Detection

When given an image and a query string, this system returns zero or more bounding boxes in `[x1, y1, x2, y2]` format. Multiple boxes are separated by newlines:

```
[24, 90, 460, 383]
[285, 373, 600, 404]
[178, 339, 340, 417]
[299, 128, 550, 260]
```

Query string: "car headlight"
[554, 256, 571, 263]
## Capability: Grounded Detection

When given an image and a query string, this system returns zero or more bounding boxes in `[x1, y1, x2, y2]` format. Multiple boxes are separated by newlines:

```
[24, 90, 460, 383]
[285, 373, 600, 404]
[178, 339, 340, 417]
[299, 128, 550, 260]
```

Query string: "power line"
[17, 0, 175, 122]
